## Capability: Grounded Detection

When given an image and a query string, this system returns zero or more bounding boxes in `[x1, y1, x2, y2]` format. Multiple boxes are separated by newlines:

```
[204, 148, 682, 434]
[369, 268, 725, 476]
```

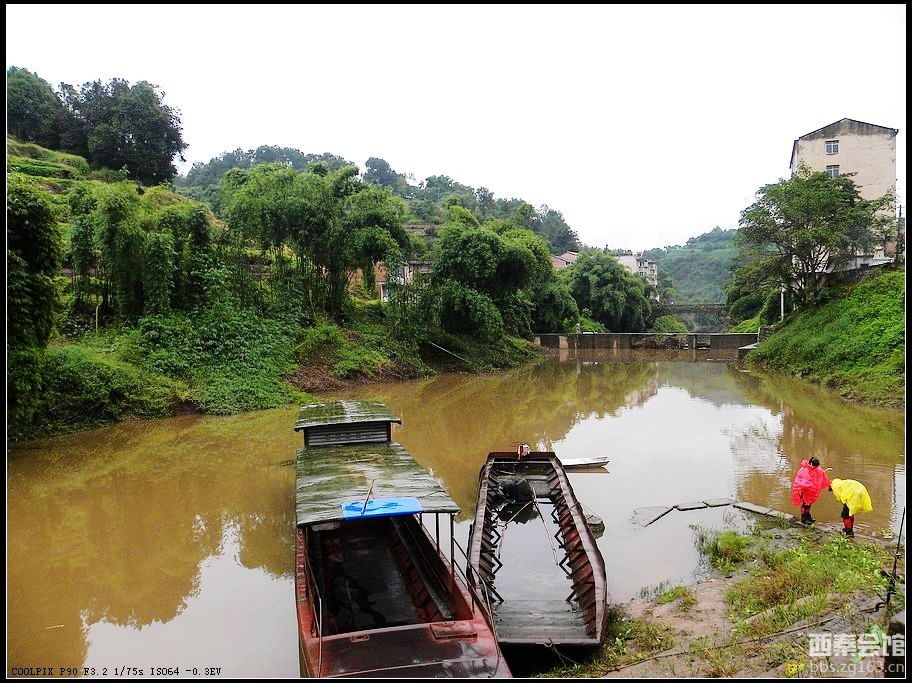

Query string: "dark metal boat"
[467, 449, 609, 648]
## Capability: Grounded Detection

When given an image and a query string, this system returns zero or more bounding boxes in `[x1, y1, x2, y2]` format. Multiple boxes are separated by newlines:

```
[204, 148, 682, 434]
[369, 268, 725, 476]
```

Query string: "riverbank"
[11, 300, 537, 442]
[745, 267, 904, 410]
[541, 519, 904, 678]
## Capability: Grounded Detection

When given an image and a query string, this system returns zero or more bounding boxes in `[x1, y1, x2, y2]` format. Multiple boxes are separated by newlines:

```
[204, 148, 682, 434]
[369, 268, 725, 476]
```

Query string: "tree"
[736, 163, 894, 309]
[537, 206, 581, 254]
[7, 174, 63, 427]
[474, 186, 495, 219]
[531, 275, 579, 332]
[363, 157, 406, 193]
[178, 146, 353, 189]
[222, 163, 408, 315]
[57, 78, 188, 184]
[431, 212, 555, 338]
[7, 66, 66, 148]
[565, 251, 652, 332]
[7, 174, 63, 348]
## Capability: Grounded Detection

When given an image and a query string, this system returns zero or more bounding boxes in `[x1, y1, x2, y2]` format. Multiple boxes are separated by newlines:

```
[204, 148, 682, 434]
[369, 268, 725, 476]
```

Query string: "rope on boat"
[495, 500, 535, 559]
[532, 494, 560, 565]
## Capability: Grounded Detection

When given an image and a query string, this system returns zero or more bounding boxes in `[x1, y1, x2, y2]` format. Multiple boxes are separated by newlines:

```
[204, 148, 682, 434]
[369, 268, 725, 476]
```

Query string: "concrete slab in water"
[766, 509, 796, 522]
[733, 501, 773, 516]
[702, 498, 734, 508]
[631, 506, 673, 527]
[675, 501, 708, 511]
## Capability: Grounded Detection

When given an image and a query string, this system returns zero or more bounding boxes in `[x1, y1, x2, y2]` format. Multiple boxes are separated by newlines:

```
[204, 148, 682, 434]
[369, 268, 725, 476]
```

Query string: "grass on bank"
[656, 585, 697, 611]
[747, 268, 904, 407]
[15, 291, 536, 441]
[535, 526, 900, 678]
[726, 532, 894, 638]
[538, 606, 675, 677]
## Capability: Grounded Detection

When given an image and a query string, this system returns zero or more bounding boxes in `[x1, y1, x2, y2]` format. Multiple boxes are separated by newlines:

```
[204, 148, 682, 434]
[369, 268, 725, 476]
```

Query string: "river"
[7, 350, 904, 676]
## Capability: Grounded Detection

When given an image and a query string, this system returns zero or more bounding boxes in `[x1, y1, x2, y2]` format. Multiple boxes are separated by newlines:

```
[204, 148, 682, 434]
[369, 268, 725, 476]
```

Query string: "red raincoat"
[791, 460, 830, 506]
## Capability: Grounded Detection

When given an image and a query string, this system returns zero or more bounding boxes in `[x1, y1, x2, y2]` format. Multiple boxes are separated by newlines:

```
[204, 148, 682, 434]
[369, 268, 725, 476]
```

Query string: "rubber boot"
[801, 505, 814, 524]
[842, 516, 855, 537]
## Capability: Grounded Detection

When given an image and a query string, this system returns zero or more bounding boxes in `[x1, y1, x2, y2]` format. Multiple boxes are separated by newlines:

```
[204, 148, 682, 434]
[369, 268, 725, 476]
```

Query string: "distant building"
[789, 118, 900, 260]
[375, 260, 434, 301]
[551, 251, 579, 270]
[614, 252, 659, 290]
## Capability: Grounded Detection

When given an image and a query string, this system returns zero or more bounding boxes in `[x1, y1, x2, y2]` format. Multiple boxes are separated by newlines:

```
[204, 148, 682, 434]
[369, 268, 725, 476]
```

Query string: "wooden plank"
[766, 510, 796, 522]
[492, 600, 590, 642]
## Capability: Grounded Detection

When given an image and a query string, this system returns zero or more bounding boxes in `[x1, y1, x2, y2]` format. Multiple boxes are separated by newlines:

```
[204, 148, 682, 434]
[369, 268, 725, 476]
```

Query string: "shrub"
[652, 315, 688, 333]
[436, 280, 504, 342]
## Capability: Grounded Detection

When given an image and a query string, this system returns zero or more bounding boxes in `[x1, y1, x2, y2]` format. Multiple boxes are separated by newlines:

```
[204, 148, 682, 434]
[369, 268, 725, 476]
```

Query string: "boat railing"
[452, 535, 502, 673]
[451, 536, 493, 622]
[302, 553, 324, 677]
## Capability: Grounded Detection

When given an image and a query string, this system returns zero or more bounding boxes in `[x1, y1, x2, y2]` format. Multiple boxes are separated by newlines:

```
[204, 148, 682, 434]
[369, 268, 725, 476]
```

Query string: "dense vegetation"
[726, 167, 895, 328]
[642, 227, 737, 303]
[8, 66, 903, 441]
[4, 134, 548, 440]
[177, 150, 582, 256]
[746, 268, 904, 407]
[565, 251, 654, 332]
[7, 67, 187, 185]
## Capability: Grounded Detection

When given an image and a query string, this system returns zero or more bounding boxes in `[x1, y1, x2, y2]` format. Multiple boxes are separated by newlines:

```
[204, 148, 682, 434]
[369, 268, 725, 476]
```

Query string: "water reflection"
[8, 410, 301, 675]
[7, 350, 903, 674]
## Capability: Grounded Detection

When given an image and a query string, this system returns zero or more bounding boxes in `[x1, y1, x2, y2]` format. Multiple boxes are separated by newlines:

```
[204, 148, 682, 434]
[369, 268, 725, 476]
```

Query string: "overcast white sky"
[6, 4, 906, 251]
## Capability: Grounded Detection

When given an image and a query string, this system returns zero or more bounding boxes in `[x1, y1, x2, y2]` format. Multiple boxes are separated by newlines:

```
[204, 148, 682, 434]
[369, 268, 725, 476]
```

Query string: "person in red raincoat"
[791, 457, 830, 524]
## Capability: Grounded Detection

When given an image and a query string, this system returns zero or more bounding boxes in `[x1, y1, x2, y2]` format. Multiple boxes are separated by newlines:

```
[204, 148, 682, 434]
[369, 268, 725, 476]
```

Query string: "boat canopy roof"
[295, 442, 459, 527]
[293, 400, 401, 432]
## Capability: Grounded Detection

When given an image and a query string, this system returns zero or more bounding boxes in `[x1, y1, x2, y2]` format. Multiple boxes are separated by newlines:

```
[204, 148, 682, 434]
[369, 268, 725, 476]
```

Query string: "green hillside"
[643, 227, 737, 303]
[747, 268, 904, 407]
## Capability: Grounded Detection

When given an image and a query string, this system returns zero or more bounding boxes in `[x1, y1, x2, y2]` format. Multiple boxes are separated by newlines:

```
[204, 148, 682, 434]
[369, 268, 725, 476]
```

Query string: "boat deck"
[312, 517, 455, 635]
[492, 600, 588, 643]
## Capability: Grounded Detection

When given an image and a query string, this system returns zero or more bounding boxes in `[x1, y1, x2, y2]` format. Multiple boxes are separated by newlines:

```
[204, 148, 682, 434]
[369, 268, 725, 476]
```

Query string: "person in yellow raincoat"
[829, 479, 873, 537]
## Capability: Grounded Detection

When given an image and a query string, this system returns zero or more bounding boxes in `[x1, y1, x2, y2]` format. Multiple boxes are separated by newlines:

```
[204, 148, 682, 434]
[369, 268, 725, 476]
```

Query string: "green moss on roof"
[294, 400, 401, 432]
[294, 443, 459, 526]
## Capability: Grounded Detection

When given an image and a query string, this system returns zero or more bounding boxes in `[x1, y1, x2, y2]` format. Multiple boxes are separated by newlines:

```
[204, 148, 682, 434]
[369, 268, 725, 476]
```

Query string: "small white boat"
[560, 455, 610, 469]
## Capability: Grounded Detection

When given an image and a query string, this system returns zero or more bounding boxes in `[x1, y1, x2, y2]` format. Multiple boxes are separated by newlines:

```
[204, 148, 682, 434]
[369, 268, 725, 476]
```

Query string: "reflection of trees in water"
[16, 356, 900, 664]
[339, 360, 657, 514]
[727, 369, 904, 526]
[7, 409, 301, 663]
[730, 370, 904, 461]
[657, 363, 754, 408]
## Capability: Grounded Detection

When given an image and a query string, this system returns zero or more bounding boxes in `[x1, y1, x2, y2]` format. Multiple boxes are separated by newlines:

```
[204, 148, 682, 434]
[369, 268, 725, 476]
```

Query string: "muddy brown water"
[7, 350, 904, 676]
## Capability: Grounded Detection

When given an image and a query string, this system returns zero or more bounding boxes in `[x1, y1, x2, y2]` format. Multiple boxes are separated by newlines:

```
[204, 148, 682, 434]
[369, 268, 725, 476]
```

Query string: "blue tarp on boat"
[341, 497, 423, 519]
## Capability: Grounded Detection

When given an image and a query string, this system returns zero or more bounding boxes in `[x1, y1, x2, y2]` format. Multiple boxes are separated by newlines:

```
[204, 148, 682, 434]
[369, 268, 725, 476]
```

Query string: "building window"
[826, 165, 840, 178]
[826, 140, 839, 155]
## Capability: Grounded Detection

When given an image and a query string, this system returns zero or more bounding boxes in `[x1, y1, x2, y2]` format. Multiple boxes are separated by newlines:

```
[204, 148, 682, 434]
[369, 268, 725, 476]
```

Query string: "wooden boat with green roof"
[293, 400, 510, 678]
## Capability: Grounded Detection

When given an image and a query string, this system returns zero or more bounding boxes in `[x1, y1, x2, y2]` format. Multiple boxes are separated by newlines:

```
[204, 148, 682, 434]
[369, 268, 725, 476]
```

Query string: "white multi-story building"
[789, 118, 900, 259]
[615, 253, 658, 291]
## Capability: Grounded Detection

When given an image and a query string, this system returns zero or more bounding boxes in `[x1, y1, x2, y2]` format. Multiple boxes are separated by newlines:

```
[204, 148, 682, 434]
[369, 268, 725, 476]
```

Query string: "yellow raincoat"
[830, 479, 873, 516]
